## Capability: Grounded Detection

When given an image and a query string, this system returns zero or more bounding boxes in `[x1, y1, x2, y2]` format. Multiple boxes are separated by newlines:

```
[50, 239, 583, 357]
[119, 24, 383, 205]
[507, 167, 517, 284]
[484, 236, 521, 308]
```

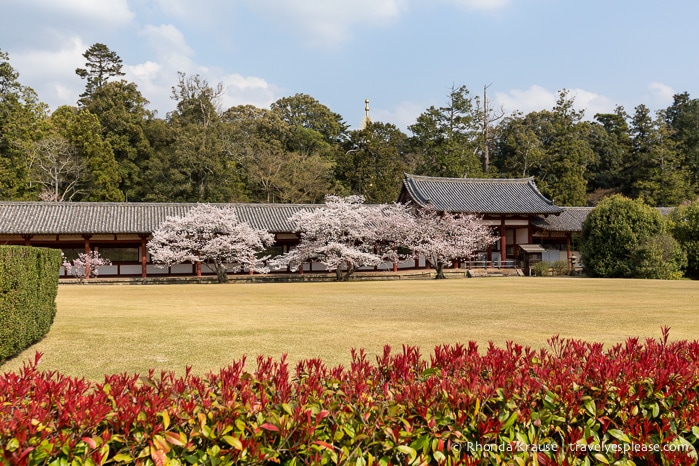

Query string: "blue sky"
[2, 0, 698, 131]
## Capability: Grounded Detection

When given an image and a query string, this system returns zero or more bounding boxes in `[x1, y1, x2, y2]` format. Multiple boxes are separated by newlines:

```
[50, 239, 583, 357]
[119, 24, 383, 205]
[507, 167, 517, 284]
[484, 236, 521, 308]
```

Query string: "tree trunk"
[335, 268, 343, 281]
[214, 263, 229, 283]
[343, 265, 355, 281]
[435, 262, 446, 279]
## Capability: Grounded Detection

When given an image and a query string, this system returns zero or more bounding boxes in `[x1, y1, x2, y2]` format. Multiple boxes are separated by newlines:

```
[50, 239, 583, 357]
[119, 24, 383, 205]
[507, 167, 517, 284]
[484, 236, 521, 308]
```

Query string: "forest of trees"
[2, 44, 699, 207]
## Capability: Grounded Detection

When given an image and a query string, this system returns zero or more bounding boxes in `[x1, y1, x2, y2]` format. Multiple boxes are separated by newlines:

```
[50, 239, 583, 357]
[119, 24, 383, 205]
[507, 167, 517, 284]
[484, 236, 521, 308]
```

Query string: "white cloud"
[6, 0, 133, 27]
[373, 101, 425, 132]
[125, 24, 280, 116]
[244, 0, 407, 47]
[219, 74, 279, 110]
[10, 37, 88, 110]
[647, 82, 676, 107]
[495, 85, 617, 119]
[438, 0, 510, 11]
[495, 85, 557, 115]
[152, 0, 238, 29]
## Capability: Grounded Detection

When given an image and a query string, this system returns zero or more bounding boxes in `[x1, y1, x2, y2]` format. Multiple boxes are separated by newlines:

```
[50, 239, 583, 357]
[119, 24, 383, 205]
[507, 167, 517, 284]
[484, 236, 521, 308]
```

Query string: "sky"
[2, 0, 699, 132]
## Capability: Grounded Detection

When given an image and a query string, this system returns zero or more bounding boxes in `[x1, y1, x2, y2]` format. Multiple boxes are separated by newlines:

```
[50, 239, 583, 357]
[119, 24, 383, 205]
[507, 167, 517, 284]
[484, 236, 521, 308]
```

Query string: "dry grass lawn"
[2, 277, 698, 380]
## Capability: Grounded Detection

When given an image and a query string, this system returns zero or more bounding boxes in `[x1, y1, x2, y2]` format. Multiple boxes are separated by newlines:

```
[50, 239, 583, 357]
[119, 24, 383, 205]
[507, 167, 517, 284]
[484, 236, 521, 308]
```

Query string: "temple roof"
[532, 207, 593, 232]
[400, 174, 564, 215]
[0, 202, 319, 235]
[533, 206, 675, 233]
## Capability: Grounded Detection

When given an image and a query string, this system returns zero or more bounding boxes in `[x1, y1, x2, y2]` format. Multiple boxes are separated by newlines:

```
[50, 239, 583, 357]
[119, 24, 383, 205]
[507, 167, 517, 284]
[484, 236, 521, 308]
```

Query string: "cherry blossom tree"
[371, 202, 417, 272]
[147, 204, 274, 283]
[62, 251, 111, 283]
[410, 206, 497, 279]
[272, 195, 384, 281]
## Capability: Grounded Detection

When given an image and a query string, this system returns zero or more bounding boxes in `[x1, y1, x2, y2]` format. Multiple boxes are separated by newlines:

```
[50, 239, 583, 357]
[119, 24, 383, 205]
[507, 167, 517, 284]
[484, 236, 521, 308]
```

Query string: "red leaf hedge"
[2, 329, 699, 465]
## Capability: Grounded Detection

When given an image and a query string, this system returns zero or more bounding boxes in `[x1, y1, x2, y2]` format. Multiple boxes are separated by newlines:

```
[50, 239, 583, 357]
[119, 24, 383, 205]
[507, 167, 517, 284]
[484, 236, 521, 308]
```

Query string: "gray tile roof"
[0, 202, 319, 235]
[532, 207, 593, 232]
[532, 206, 676, 233]
[401, 174, 564, 215]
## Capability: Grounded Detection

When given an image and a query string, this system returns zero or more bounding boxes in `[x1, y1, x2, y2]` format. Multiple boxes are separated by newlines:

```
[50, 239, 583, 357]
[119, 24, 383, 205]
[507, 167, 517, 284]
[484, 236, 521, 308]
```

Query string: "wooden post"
[82, 235, 91, 279]
[140, 235, 148, 278]
[22, 235, 32, 246]
[566, 233, 572, 272]
[500, 218, 507, 264]
[249, 254, 254, 275]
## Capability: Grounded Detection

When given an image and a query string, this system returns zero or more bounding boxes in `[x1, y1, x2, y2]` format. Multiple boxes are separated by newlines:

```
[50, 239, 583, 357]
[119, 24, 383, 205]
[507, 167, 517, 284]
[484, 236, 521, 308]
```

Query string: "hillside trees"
[270, 93, 348, 158]
[76, 44, 154, 201]
[48, 106, 121, 201]
[337, 121, 412, 203]
[492, 111, 546, 178]
[628, 104, 691, 206]
[409, 85, 483, 178]
[27, 106, 122, 202]
[0, 49, 48, 200]
[147, 204, 274, 283]
[82, 80, 153, 201]
[6, 41, 699, 208]
[145, 73, 246, 202]
[491, 90, 594, 206]
[665, 92, 699, 188]
[587, 107, 632, 200]
[221, 104, 338, 203]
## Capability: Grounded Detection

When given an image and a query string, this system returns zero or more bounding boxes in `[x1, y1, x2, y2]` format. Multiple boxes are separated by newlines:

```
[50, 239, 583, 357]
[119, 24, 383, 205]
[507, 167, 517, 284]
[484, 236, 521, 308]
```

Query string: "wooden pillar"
[140, 235, 148, 278]
[83, 235, 91, 279]
[249, 255, 254, 276]
[22, 235, 32, 246]
[500, 217, 507, 262]
[566, 233, 572, 271]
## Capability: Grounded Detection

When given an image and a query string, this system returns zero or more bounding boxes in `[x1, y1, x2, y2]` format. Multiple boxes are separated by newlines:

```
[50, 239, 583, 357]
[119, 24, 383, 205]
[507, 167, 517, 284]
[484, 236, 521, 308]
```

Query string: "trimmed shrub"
[0, 246, 61, 362]
[581, 195, 666, 278]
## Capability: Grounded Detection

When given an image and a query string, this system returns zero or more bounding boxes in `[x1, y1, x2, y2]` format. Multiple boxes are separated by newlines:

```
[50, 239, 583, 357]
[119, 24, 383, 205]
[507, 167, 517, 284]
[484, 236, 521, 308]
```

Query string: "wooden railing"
[459, 260, 518, 269]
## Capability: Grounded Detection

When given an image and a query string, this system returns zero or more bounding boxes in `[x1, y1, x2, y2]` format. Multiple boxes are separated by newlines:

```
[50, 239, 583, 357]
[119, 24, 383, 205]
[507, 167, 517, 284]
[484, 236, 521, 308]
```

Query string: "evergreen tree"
[337, 121, 412, 203]
[409, 85, 483, 178]
[75, 43, 125, 105]
[83, 80, 153, 201]
[629, 105, 691, 206]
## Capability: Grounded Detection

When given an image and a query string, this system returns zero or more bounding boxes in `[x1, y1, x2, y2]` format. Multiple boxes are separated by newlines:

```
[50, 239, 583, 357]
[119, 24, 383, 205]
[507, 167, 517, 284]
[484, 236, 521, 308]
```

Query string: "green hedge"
[0, 246, 61, 362]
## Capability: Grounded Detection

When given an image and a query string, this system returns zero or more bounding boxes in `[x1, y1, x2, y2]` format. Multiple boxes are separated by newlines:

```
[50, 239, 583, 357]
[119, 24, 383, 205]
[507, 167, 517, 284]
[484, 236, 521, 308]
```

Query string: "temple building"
[0, 174, 590, 278]
[398, 174, 567, 267]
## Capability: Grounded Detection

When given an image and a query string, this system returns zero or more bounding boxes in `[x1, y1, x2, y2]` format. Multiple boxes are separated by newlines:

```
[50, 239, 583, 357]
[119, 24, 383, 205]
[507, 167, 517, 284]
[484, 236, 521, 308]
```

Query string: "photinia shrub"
[1, 330, 699, 465]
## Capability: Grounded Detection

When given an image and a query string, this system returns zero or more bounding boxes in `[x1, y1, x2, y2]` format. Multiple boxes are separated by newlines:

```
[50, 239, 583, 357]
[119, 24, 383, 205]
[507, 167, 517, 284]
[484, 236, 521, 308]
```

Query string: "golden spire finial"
[362, 98, 371, 128]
